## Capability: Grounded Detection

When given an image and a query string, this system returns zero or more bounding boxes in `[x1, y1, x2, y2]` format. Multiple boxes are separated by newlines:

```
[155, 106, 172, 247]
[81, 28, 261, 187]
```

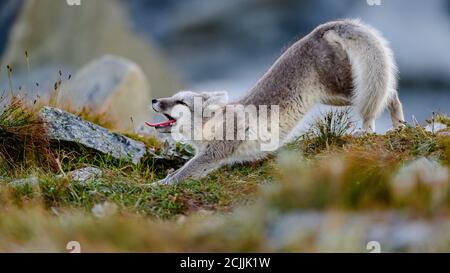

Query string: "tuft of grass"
[0, 97, 57, 172]
[429, 113, 450, 127]
[349, 125, 440, 160]
[297, 108, 354, 154]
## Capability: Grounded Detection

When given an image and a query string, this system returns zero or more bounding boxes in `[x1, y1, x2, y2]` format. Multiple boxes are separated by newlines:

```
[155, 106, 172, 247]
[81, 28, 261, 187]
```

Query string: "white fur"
[324, 19, 399, 132]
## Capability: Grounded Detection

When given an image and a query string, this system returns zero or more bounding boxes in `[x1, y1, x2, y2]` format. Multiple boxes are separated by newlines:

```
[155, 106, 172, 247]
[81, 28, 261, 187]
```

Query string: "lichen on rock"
[40, 107, 146, 164]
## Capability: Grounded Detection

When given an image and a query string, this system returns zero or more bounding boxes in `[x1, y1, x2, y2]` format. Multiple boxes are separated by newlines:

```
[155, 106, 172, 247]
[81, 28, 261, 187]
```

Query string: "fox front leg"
[154, 152, 221, 185]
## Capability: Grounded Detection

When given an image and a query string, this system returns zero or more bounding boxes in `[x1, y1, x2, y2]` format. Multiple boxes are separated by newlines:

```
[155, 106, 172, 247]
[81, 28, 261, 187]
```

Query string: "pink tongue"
[145, 120, 176, 127]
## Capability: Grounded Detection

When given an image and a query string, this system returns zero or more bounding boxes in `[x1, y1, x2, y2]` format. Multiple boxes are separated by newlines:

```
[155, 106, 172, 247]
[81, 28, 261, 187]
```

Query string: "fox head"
[150, 91, 228, 139]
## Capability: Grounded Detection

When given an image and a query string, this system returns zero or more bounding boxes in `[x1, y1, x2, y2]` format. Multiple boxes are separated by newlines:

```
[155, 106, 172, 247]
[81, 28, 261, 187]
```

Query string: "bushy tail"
[323, 19, 398, 121]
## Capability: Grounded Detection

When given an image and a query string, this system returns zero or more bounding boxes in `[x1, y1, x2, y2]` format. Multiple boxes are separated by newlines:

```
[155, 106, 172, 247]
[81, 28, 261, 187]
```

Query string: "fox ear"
[201, 91, 228, 107]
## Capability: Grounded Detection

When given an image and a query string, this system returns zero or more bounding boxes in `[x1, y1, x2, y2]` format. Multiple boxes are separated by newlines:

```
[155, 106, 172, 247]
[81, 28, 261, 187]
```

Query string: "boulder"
[59, 55, 152, 130]
[0, 0, 181, 98]
[40, 107, 146, 164]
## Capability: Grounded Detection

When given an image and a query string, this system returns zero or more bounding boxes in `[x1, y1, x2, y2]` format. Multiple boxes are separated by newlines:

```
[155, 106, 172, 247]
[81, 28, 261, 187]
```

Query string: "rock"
[40, 107, 146, 164]
[368, 221, 433, 251]
[59, 55, 152, 130]
[10, 177, 39, 187]
[267, 212, 323, 250]
[65, 167, 103, 184]
[266, 210, 447, 252]
[92, 202, 118, 218]
[393, 157, 449, 195]
[1, 0, 181, 98]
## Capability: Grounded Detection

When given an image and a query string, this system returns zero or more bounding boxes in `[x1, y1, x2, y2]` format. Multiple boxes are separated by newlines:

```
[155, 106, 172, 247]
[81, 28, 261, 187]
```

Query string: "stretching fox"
[150, 19, 405, 185]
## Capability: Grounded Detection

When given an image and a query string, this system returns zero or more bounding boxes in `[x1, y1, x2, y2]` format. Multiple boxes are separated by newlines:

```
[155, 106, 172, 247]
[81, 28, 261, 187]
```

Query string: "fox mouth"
[145, 113, 177, 128]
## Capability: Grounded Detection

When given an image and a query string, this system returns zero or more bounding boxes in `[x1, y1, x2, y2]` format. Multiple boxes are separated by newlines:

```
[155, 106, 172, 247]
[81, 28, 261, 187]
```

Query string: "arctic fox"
[149, 19, 405, 185]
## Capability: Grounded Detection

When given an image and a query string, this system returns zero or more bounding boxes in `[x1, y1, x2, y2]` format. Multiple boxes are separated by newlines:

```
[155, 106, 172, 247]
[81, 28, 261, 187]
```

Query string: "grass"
[297, 107, 354, 154]
[1, 98, 450, 251]
[3, 160, 273, 219]
[0, 96, 274, 219]
[0, 96, 57, 171]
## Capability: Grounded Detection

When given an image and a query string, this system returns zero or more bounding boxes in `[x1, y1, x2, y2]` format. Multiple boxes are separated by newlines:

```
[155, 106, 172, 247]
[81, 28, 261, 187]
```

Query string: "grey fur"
[152, 19, 405, 185]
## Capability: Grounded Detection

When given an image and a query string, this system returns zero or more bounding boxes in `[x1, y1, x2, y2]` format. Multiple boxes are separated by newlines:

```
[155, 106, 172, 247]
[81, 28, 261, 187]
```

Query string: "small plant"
[0, 97, 57, 171]
[299, 108, 354, 154]
[428, 112, 450, 127]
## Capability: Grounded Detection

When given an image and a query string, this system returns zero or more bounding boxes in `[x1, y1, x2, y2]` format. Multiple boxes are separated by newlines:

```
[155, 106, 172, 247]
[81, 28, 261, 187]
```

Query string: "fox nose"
[152, 99, 158, 104]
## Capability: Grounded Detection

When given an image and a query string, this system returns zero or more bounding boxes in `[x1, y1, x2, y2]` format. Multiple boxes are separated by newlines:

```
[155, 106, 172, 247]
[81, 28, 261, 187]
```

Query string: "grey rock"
[394, 157, 449, 191]
[59, 55, 152, 131]
[92, 202, 118, 218]
[10, 177, 39, 187]
[266, 210, 448, 252]
[368, 221, 433, 251]
[40, 107, 146, 164]
[65, 167, 103, 184]
[1, 0, 180, 98]
[267, 212, 323, 250]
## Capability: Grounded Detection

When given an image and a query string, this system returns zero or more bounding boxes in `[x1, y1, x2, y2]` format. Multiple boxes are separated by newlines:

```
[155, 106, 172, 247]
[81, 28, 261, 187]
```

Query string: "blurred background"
[0, 0, 449, 132]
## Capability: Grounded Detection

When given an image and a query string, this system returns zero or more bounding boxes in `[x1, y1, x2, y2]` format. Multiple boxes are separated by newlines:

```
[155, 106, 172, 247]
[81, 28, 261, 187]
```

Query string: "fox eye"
[176, 100, 188, 106]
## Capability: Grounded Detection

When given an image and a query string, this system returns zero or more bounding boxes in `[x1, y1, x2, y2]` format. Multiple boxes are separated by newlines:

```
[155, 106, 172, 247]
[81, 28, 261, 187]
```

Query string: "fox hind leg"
[387, 92, 405, 128]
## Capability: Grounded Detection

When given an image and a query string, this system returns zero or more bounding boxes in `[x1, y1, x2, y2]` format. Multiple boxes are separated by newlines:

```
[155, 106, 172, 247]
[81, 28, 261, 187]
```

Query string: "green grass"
[3, 160, 274, 219]
[1, 99, 450, 252]
[296, 107, 354, 154]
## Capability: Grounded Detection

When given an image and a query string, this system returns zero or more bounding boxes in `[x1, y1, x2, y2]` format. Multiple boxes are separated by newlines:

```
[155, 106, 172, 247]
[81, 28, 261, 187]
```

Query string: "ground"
[1, 97, 450, 252]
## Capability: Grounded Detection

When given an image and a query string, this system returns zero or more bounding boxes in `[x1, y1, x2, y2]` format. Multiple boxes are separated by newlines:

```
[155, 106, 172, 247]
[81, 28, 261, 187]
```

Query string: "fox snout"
[151, 98, 172, 113]
[151, 99, 161, 112]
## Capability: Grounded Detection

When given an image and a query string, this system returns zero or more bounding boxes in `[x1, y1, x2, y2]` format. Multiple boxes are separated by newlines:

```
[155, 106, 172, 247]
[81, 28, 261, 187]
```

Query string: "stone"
[65, 167, 103, 184]
[394, 157, 448, 184]
[1, 0, 180, 98]
[266, 210, 446, 252]
[267, 212, 322, 250]
[40, 107, 147, 164]
[92, 202, 118, 218]
[368, 221, 433, 251]
[59, 55, 152, 130]
[10, 177, 39, 187]
[393, 157, 449, 196]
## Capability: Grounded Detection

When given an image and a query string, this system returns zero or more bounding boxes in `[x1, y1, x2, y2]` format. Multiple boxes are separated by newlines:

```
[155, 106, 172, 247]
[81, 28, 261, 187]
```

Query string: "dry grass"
[1, 96, 450, 252]
[297, 108, 354, 154]
[0, 96, 57, 171]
